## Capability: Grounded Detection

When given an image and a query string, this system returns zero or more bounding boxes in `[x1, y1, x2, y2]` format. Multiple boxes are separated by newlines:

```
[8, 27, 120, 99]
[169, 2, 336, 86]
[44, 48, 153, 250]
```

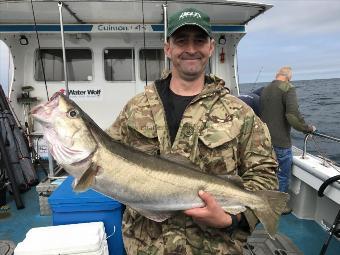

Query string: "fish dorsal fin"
[72, 164, 98, 192]
[160, 153, 202, 172]
[217, 175, 244, 188]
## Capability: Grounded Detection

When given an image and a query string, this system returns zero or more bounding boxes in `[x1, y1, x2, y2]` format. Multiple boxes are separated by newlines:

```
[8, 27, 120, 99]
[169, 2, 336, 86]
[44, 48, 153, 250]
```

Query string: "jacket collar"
[157, 70, 229, 100]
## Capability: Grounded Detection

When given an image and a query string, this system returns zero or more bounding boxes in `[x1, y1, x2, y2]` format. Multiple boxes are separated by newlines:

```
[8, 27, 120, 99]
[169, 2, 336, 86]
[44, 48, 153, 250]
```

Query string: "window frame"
[138, 47, 165, 82]
[102, 47, 136, 83]
[33, 47, 94, 82]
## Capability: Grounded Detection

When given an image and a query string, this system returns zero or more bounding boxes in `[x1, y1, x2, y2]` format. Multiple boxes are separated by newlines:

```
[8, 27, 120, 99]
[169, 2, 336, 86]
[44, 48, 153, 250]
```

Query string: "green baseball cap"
[167, 8, 211, 37]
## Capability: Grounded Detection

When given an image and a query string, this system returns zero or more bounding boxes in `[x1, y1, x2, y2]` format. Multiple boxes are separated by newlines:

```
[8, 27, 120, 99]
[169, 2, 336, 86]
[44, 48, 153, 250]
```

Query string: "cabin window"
[139, 49, 164, 81]
[34, 49, 93, 81]
[104, 49, 135, 81]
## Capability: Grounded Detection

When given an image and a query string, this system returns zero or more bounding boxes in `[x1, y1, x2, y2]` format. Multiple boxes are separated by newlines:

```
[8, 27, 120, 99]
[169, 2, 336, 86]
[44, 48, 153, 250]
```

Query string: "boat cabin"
[0, 0, 271, 129]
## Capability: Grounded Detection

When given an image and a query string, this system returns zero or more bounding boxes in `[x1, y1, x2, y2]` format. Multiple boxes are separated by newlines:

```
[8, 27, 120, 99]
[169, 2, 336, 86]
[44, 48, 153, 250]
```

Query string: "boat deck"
[1, 174, 339, 255]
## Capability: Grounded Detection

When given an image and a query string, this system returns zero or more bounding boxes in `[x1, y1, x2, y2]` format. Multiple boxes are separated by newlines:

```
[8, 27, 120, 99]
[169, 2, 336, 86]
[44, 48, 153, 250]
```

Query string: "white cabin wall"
[0, 34, 30, 122]
[212, 34, 243, 96]
[5, 33, 166, 131]
[0, 39, 11, 95]
[27, 33, 139, 130]
[3, 31, 243, 133]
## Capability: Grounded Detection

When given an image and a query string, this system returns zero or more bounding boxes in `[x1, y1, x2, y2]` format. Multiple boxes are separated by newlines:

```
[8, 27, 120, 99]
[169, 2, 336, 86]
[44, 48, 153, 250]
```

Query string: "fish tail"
[252, 190, 290, 238]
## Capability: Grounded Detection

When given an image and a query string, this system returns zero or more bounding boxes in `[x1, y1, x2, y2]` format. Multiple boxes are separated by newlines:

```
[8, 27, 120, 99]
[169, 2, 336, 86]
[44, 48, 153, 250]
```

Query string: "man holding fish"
[31, 7, 287, 255]
[106, 7, 283, 255]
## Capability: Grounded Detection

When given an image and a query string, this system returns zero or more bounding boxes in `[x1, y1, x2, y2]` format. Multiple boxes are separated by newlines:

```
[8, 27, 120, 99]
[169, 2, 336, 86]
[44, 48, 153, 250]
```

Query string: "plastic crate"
[48, 176, 124, 255]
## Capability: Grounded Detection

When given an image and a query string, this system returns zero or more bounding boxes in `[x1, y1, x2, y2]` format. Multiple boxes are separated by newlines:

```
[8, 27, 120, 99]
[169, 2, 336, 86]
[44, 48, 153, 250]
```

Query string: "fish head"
[31, 92, 97, 179]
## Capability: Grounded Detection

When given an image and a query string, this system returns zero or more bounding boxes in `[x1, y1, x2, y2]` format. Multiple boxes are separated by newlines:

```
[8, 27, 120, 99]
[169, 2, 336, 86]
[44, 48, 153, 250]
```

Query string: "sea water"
[240, 78, 340, 165]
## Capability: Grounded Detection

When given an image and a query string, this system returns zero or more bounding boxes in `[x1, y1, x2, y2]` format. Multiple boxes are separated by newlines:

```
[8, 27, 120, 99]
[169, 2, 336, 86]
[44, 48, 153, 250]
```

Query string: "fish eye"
[67, 109, 79, 118]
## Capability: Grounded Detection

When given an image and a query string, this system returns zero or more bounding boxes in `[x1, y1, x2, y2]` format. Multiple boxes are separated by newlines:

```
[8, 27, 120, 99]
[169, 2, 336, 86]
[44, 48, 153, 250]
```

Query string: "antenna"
[141, 0, 148, 86]
[251, 66, 263, 92]
[163, 3, 168, 69]
[30, 0, 49, 101]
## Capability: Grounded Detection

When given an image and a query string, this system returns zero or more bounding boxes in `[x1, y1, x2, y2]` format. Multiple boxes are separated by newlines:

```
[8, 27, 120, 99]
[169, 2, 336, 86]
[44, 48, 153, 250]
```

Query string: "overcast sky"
[237, 0, 340, 83]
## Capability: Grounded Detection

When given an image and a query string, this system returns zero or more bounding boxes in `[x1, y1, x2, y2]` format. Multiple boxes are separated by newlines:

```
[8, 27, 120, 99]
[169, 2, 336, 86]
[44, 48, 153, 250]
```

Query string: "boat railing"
[302, 131, 340, 160]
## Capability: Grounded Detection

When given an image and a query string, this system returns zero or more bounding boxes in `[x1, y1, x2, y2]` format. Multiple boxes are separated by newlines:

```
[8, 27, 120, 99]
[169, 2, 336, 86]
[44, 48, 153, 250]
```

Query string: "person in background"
[259, 66, 315, 211]
[238, 90, 261, 116]
[238, 86, 263, 117]
[107, 7, 279, 254]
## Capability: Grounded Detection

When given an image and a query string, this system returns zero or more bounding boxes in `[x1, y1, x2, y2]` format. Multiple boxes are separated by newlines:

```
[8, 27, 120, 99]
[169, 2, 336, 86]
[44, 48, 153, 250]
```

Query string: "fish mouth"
[31, 93, 62, 126]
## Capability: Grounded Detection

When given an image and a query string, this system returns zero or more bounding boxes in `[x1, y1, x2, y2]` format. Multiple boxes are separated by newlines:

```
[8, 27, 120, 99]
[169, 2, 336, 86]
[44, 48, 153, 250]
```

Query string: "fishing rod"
[163, 3, 168, 69]
[313, 131, 340, 143]
[250, 66, 263, 92]
[58, 1, 69, 97]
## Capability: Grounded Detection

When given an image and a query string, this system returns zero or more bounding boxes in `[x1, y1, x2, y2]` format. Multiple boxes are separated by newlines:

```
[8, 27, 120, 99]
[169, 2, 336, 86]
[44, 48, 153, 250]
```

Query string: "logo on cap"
[179, 11, 202, 20]
[167, 8, 211, 37]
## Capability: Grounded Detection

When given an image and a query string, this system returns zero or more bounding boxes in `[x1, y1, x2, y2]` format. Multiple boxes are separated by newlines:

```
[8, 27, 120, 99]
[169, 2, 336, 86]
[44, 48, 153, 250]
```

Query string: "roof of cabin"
[0, 0, 272, 25]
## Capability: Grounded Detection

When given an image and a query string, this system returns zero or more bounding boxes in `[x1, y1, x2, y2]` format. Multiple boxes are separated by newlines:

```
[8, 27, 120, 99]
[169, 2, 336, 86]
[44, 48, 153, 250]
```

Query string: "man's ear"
[209, 38, 215, 57]
[164, 41, 171, 59]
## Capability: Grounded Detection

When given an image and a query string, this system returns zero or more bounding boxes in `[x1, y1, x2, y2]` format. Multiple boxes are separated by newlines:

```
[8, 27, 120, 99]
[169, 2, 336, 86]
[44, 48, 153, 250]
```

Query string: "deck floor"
[1, 178, 339, 255]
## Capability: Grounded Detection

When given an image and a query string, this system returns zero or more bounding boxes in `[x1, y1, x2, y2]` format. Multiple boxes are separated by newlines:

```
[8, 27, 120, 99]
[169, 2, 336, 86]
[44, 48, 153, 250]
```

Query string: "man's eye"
[67, 109, 79, 118]
[175, 38, 186, 44]
[195, 38, 207, 44]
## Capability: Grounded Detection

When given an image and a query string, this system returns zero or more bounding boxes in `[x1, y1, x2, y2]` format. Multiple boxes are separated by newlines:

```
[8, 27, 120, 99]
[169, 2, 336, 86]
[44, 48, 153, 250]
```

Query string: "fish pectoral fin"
[72, 164, 99, 192]
[134, 208, 174, 222]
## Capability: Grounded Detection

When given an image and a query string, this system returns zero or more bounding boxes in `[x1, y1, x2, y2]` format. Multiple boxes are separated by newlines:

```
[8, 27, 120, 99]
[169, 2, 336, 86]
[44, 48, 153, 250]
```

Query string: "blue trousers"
[274, 146, 293, 192]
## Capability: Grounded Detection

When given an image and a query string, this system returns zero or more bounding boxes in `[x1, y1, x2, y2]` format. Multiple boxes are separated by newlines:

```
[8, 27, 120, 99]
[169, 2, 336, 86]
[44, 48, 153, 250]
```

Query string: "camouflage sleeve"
[238, 113, 279, 231]
[238, 114, 278, 190]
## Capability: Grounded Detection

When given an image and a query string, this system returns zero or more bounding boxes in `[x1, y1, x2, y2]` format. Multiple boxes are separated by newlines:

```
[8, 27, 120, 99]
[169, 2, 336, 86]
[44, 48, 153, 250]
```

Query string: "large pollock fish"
[31, 92, 288, 237]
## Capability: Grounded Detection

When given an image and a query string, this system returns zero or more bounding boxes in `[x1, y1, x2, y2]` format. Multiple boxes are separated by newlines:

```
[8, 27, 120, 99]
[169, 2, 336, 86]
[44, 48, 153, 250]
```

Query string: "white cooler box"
[14, 222, 109, 255]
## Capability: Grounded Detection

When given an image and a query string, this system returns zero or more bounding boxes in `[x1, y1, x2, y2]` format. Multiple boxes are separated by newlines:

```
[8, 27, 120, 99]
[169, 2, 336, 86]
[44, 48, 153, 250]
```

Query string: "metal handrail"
[302, 131, 340, 159]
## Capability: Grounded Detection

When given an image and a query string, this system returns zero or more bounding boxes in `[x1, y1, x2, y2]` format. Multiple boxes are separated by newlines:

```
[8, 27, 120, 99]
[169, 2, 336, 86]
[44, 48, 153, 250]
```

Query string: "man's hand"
[307, 125, 316, 133]
[184, 190, 238, 228]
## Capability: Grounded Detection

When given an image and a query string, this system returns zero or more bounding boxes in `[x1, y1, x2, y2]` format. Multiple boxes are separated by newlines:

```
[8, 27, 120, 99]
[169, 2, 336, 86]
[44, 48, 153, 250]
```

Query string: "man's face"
[164, 26, 215, 81]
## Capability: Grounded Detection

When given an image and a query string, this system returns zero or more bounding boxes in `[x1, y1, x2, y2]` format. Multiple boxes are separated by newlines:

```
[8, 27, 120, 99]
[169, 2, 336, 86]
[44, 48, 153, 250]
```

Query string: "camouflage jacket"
[107, 73, 278, 255]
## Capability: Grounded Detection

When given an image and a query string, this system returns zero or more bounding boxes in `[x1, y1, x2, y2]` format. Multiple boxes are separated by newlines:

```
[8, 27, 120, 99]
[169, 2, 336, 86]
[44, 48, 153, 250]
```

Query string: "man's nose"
[185, 40, 197, 53]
